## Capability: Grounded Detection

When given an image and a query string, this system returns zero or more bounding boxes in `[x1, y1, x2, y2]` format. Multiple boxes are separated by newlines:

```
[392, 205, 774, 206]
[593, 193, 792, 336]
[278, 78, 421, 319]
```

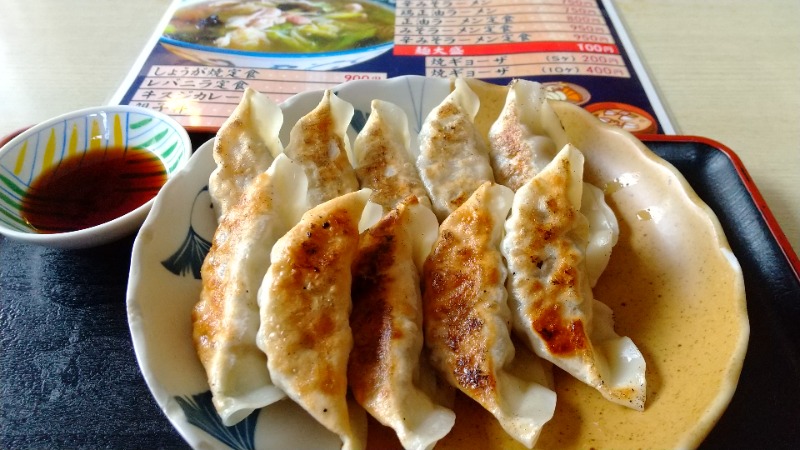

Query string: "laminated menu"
[111, 0, 674, 134]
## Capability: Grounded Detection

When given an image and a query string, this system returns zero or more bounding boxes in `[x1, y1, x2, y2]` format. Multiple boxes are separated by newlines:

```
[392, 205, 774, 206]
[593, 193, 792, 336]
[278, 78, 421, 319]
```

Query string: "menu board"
[112, 0, 674, 134]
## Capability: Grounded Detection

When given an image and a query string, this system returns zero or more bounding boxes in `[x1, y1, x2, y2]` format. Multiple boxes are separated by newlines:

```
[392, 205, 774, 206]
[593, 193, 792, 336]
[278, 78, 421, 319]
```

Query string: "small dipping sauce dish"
[0, 105, 192, 249]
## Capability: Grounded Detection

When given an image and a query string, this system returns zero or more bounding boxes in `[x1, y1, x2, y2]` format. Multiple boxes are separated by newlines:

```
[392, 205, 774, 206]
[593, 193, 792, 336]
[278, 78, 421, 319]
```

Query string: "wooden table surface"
[1, 0, 797, 252]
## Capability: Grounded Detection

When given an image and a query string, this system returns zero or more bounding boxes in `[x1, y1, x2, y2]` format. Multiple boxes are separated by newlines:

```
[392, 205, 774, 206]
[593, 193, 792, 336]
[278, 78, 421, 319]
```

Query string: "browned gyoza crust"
[348, 197, 455, 450]
[502, 145, 646, 411]
[258, 189, 371, 450]
[421, 182, 556, 448]
[284, 90, 359, 208]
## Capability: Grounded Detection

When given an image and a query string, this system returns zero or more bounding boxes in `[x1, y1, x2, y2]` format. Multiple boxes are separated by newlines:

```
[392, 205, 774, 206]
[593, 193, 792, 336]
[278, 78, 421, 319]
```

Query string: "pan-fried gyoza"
[193, 78, 645, 449]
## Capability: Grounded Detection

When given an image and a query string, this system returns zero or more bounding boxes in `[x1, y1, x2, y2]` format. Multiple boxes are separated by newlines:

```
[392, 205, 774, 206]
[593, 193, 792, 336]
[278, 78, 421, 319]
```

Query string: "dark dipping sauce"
[21, 147, 167, 233]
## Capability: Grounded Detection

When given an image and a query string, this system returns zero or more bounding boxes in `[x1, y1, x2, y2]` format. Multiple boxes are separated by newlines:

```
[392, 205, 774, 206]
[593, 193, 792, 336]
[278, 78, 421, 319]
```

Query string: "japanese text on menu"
[394, 0, 629, 79]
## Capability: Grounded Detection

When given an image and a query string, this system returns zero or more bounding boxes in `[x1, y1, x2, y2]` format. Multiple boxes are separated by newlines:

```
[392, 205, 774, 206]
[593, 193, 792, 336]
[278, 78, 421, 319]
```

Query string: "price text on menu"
[394, 0, 629, 78]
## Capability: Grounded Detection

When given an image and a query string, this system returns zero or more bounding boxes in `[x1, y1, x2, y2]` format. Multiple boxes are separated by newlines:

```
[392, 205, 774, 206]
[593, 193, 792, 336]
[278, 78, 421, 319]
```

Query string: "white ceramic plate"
[127, 76, 748, 449]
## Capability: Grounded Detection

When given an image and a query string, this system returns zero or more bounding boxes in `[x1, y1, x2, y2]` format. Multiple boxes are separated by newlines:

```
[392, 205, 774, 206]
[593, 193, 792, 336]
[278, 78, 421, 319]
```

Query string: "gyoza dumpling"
[352, 100, 431, 210]
[209, 87, 284, 219]
[417, 78, 495, 221]
[501, 144, 646, 411]
[487, 79, 618, 285]
[194, 154, 308, 426]
[257, 189, 372, 450]
[349, 196, 454, 450]
[284, 89, 360, 207]
[582, 183, 619, 287]
[422, 182, 557, 448]
[487, 79, 559, 192]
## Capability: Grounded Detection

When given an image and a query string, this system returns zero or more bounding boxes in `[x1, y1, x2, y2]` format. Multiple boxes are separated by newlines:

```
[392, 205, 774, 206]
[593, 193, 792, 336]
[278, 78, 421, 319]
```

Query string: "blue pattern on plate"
[175, 391, 258, 450]
[161, 187, 212, 279]
[404, 76, 430, 134]
[349, 109, 371, 133]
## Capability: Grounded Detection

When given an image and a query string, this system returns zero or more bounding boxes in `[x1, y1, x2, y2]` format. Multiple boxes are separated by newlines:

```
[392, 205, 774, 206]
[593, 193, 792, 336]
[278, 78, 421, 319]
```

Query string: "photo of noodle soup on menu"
[159, 0, 396, 70]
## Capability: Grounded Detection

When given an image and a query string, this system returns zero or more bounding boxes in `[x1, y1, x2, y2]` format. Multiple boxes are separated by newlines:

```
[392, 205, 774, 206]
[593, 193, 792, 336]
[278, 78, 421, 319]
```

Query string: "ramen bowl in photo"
[0, 105, 192, 249]
[584, 101, 659, 134]
[160, 0, 396, 70]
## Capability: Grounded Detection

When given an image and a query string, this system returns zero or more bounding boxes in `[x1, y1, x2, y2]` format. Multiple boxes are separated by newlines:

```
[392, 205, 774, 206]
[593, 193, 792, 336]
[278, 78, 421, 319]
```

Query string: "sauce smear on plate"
[21, 147, 167, 233]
